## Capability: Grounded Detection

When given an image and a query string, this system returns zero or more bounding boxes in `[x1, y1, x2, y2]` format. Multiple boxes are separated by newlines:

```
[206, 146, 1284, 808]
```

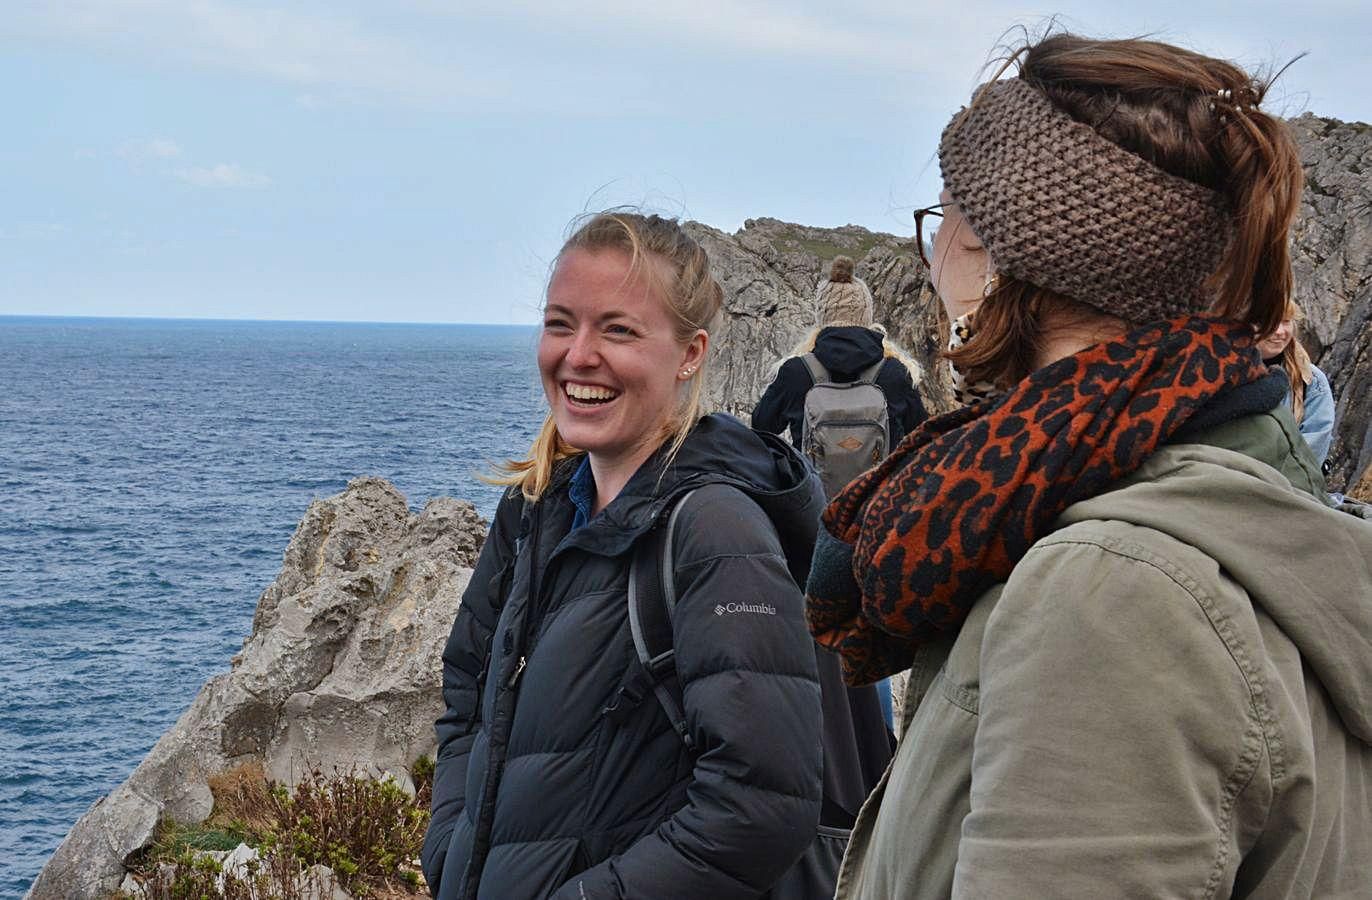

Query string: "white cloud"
[117, 137, 183, 161]
[102, 136, 269, 188]
[3, 0, 500, 106]
[175, 163, 270, 188]
[4, 0, 1367, 123]
[427, 0, 963, 74]
[0, 0, 988, 114]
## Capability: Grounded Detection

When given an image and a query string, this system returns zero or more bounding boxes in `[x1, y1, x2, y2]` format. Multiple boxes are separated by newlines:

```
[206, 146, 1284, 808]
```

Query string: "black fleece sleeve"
[751, 358, 810, 446]
[420, 488, 522, 895]
[551, 484, 823, 899]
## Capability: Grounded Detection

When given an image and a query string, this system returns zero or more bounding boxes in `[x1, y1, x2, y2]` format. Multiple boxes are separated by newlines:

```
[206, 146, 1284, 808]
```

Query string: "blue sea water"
[0, 316, 545, 897]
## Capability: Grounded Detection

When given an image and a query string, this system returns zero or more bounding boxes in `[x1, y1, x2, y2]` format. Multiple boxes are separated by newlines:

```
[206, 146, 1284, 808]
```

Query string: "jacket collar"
[539, 415, 824, 577]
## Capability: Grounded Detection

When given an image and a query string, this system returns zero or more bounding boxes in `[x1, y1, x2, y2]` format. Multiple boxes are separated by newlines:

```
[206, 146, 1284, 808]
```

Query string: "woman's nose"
[566, 329, 601, 368]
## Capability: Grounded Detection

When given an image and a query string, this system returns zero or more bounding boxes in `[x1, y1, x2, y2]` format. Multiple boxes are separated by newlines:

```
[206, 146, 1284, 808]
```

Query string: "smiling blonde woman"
[421, 212, 837, 900]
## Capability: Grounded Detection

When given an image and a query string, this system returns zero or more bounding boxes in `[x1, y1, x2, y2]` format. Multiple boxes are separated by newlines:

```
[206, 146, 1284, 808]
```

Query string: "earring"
[982, 272, 1002, 298]
[679, 366, 697, 378]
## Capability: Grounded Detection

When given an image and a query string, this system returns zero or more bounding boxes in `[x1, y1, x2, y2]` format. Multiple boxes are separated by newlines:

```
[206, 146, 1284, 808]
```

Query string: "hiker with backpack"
[752, 255, 927, 497]
[753, 256, 927, 734]
[422, 212, 868, 900]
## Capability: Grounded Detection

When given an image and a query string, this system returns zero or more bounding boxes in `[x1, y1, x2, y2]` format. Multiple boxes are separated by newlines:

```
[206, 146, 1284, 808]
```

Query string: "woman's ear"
[678, 329, 708, 380]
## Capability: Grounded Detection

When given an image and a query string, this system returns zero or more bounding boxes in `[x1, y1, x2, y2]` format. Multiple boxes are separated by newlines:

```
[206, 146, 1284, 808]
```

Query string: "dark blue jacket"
[422, 415, 826, 899]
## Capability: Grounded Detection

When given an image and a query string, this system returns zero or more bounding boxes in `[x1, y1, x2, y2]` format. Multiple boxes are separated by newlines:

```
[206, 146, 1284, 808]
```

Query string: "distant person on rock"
[752, 255, 927, 479]
[1256, 300, 1336, 467]
[422, 212, 871, 900]
[807, 33, 1372, 899]
[752, 255, 925, 735]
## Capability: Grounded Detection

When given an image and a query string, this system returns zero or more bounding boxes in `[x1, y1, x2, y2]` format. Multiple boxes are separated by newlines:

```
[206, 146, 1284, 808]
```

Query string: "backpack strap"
[806, 352, 884, 386]
[801, 352, 830, 386]
[626, 488, 700, 750]
[854, 358, 885, 385]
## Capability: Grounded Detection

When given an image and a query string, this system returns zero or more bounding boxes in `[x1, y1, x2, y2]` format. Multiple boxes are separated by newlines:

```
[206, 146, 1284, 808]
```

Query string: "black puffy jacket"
[422, 415, 827, 900]
[751, 326, 927, 448]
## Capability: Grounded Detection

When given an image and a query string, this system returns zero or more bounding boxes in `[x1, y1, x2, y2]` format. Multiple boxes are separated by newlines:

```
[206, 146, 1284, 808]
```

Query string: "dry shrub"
[411, 755, 434, 811]
[1349, 464, 1372, 504]
[207, 760, 276, 833]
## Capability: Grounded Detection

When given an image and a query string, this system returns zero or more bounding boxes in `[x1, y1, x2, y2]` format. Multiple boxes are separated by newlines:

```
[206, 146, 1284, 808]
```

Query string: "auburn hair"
[948, 33, 1305, 389]
[490, 212, 723, 501]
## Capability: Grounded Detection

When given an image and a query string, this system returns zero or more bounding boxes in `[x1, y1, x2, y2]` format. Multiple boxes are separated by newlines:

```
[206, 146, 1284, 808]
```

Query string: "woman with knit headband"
[807, 34, 1372, 898]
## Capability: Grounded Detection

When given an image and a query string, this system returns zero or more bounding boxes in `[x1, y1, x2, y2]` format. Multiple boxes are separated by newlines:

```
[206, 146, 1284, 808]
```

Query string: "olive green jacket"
[836, 407, 1372, 899]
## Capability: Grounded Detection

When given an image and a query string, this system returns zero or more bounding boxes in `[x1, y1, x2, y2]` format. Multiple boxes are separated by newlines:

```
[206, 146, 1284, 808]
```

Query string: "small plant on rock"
[261, 767, 429, 895]
[116, 761, 433, 899]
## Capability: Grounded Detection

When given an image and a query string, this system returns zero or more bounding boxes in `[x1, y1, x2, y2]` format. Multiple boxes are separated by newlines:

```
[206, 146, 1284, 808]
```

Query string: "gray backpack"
[800, 353, 890, 498]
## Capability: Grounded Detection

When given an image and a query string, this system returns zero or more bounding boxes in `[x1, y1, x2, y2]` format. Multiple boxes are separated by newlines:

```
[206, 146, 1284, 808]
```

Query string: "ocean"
[0, 316, 545, 897]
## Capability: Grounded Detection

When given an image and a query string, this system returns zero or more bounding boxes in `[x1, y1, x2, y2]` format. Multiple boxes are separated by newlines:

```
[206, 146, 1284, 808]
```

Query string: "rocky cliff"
[29, 111, 1372, 899]
[28, 479, 485, 900]
[686, 218, 956, 424]
[1288, 113, 1372, 489]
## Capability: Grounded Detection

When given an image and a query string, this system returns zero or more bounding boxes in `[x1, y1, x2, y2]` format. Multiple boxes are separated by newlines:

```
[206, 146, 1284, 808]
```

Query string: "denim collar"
[568, 455, 595, 531]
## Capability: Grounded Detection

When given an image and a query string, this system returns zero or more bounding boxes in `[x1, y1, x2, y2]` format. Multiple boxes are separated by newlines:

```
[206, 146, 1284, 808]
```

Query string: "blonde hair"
[492, 212, 724, 502]
[1273, 300, 1314, 421]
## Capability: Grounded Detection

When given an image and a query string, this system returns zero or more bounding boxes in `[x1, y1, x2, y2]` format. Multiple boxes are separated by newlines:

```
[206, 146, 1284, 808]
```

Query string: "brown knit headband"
[939, 77, 1234, 323]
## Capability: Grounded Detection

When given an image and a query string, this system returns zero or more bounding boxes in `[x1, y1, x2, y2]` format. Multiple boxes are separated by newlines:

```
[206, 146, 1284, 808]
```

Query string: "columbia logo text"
[714, 602, 777, 616]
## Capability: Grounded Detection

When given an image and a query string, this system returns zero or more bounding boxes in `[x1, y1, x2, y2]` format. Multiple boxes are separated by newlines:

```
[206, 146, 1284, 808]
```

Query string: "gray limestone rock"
[1289, 114, 1372, 490]
[689, 218, 954, 424]
[27, 478, 484, 900]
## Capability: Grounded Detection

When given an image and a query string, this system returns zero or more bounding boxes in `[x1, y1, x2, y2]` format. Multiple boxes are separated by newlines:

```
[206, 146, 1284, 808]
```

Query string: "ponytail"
[1205, 71, 1305, 337]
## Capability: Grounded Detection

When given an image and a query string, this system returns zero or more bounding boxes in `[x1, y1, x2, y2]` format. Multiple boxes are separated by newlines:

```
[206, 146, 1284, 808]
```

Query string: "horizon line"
[0, 313, 540, 328]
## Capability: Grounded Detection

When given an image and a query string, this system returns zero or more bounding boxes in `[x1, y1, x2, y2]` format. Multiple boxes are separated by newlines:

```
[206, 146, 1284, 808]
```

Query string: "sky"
[2, 1, 1369, 326]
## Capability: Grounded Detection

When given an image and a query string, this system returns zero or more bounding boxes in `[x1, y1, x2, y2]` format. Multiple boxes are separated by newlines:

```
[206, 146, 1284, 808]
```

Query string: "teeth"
[566, 383, 618, 401]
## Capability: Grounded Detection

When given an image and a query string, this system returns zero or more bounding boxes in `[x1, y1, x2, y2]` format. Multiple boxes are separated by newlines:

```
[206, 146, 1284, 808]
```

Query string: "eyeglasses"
[912, 202, 949, 269]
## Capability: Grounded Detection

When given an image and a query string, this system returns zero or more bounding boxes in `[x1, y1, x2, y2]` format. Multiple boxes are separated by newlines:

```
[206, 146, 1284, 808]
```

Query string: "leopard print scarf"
[804, 316, 1272, 685]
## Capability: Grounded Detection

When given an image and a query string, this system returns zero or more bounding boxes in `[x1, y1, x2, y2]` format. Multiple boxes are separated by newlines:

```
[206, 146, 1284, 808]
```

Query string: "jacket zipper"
[464, 501, 543, 899]
[507, 654, 527, 688]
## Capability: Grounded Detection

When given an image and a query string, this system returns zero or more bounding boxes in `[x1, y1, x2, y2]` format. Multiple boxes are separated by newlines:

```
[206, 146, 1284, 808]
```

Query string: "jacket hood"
[555, 414, 825, 584]
[1058, 431, 1372, 745]
[813, 326, 885, 379]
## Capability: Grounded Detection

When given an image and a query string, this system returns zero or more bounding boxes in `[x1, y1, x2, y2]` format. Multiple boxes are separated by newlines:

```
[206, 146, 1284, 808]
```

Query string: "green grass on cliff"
[766, 228, 893, 264]
[117, 759, 434, 899]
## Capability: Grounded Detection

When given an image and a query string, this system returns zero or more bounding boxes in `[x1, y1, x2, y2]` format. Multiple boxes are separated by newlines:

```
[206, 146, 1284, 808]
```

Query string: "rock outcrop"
[27, 478, 485, 900]
[689, 218, 955, 424]
[1289, 114, 1372, 490]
